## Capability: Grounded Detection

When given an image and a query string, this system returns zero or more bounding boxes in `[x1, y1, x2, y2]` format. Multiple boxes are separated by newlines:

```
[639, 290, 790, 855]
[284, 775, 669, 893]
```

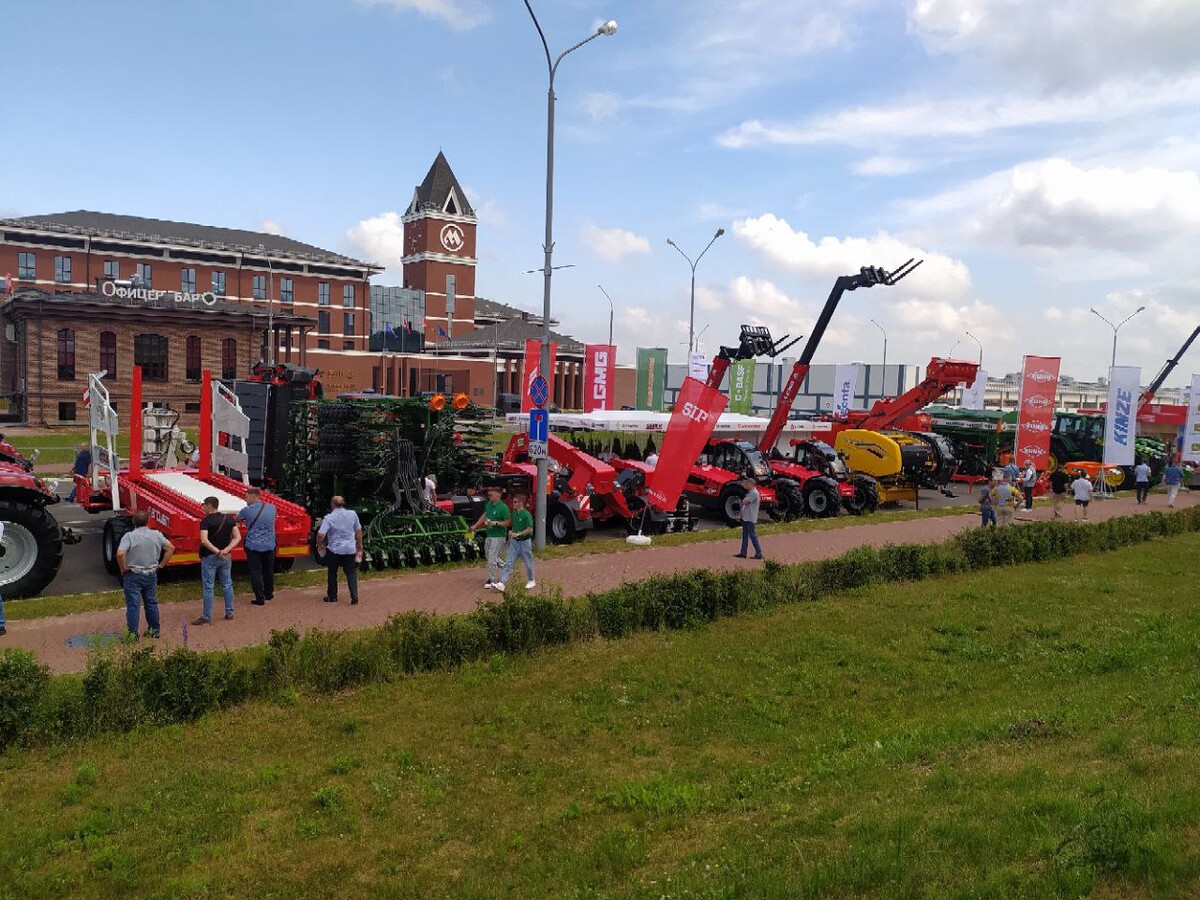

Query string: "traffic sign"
[530, 375, 550, 408]
[528, 408, 549, 459]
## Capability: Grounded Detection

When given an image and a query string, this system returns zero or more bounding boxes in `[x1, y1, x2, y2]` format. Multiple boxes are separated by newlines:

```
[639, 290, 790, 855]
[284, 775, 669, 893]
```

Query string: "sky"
[4, 0, 1200, 386]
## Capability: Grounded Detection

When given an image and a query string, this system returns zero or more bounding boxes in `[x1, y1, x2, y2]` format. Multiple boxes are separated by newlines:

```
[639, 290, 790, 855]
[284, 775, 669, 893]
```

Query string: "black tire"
[803, 481, 841, 518]
[102, 515, 130, 577]
[0, 501, 66, 598]
[844, 477, 879, 515]
[548, 504, 575, 545]
[771, 479, 804, 521]
[718, 483, 747, 527]
[273, 557, 295, 573]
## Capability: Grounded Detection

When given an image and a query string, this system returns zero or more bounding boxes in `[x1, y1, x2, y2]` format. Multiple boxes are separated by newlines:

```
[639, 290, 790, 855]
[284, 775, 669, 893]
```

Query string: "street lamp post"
[1090, 305, 1145, 369]
[965, 329, 983, 366]
[597, 284, 614, 347]
[869, 318, 887, 402]
[666, 228, 724, 353]
[524, 2, 617, 551]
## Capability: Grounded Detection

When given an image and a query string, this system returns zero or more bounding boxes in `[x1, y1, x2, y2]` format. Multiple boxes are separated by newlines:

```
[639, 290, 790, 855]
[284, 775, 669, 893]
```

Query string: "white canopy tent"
[505, 410, 821, 440]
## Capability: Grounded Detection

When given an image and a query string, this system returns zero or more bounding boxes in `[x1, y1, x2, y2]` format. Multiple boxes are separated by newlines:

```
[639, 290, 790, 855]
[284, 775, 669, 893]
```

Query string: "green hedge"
[3, 507, 1199, 752]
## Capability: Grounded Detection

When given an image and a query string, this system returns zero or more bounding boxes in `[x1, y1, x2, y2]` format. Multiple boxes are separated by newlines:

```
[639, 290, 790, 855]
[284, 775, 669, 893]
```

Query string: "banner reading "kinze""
[583, 343, 615, 413]
[646, 376, 729, 512]
[1014, 355, 1060, 469]
[1103, 365, 1141, 467]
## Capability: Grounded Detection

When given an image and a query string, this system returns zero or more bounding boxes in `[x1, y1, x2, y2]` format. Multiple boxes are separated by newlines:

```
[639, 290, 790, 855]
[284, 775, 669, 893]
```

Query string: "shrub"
[0, 648, 51, 749]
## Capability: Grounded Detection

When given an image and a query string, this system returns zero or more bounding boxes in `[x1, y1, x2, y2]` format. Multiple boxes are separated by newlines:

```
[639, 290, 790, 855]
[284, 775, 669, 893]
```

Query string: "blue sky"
[5, 0, 1200, 385]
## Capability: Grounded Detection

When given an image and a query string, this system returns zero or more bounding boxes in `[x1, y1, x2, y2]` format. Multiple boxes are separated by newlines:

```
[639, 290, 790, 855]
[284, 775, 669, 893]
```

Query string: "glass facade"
[369, 285, 426, 352]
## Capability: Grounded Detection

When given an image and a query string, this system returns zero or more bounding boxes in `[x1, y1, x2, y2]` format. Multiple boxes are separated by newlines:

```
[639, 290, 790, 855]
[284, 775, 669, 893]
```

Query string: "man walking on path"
[1163, 457, 1185, 508]
[978, 476, 997, 527]
[495, 494, 536, 592]
[1020, 459, 1037, 511]
[316, 496, 363, 604]
[735, 477, 764, 559]
[995, 476, 1020, 527]
[66, 442, 91, 503]
[194, 497, 240, 625]
[473, 486, 510, 590]
[1049, 467, 1070, 518]
[116, 510, 174, 638]
[1072, 473, 1094, 521]
[1134, 458, 1152, 504]
[238, 487, 277, 606]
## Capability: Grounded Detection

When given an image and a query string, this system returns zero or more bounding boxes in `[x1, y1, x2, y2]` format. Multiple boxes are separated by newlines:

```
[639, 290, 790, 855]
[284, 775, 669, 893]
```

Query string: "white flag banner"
[1102, 365, 1140, 467]
[688, 351, 709, 382]
[960, 368, 988, 410]
[832, 364, 859, 417]
[1182, 373, 1200, 464]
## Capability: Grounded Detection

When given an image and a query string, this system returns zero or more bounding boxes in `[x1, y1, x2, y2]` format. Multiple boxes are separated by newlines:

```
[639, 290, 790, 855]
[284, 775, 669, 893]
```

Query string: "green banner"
[635, 347, 667, 411]
[729, 358, 755, 415]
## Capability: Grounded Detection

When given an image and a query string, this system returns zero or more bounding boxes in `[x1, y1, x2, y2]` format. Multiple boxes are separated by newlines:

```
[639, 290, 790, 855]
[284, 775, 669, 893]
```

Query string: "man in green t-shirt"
[494, 493, 536, 593]
[473, 487, 511, 590]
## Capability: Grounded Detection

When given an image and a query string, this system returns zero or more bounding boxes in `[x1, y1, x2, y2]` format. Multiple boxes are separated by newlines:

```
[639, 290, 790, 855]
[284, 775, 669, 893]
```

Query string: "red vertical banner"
[522, 338, 557, 412]
[1014, 355, 1060, 469]
[583, 344, 615, 412]
[646, 376, 729, 511]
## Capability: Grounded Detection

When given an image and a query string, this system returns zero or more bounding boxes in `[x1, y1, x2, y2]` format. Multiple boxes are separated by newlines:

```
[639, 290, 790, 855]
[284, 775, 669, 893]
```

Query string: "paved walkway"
[4, 492, 1195, 673]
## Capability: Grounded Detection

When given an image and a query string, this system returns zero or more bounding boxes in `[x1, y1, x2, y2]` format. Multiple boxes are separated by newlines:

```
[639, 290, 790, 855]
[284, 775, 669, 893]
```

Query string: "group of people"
[472, 488, 537, 592]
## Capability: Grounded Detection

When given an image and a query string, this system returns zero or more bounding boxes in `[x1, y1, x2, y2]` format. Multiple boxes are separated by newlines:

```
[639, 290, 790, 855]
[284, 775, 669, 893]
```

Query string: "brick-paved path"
[4, 492, 1195, 673]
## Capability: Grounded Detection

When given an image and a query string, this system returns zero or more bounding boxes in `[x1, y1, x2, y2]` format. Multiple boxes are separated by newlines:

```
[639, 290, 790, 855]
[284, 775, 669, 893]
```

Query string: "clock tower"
[401, 152, 477, 342]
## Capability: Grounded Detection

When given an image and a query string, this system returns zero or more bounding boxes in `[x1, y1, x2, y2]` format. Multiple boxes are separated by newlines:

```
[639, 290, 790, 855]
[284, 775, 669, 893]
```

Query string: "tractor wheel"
[719, 484, 747, 527]
[0, 501, 66, 598]
[771, 480, 804, 521]
[273, 557, 295, 574]
[548, 504, 575, 545]
[803, 481, 841, 518]
[844, 478, 879, 515]
[101, 515, 131, 577]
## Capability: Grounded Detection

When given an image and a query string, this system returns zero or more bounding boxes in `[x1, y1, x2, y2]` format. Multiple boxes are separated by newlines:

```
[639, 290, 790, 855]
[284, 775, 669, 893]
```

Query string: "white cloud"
[259, 219, 286, 236]
[583, 92, 620, 122]
[357, 0, 489, 31]
[853, 155, 924, 177]
[584, 225, 651, 263]
[345, 211, 405, 267]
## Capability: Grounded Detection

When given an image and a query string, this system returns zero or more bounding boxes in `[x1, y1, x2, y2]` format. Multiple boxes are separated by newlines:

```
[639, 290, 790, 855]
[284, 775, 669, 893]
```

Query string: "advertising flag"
[960, 368, 988, 410]
[583, 343, 615, 413]
[635, 347, 667, 411]
[1182, 374, 1200, 464]
[522, 338, 557, 413]
[728, 358, 755, 415]
[832, 364, 859, 417]
[1102, 366, 1141, 467]
[688, 350, 709, 382]
[1014, 355, 1060, 470]
[646, 376, 730, 513]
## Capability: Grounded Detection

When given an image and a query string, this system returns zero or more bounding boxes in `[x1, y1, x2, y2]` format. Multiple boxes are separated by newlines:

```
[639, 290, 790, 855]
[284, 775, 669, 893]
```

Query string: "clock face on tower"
[440, 223, 465, 253]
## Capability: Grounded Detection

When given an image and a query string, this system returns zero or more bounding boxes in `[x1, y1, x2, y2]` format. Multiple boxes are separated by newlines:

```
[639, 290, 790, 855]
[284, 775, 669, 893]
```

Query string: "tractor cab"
[707, 440, 772, 482]
[792, 439, 846, 479]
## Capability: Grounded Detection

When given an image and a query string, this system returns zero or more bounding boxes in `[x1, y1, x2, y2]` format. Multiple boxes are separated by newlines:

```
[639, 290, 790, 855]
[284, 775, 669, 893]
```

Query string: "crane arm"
[852, 357, 979, 431]
[1138, 324, 1200, 413]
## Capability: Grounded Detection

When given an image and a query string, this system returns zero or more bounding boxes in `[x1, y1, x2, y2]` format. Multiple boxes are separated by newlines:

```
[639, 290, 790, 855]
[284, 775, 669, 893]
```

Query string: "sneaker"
[484, 581, 495, 590]
[350, 599, 359, 606]
[0, 626, 7, 636]
[734, 554, 747, 558]
[525, 580, 537, 590]
[251, 599, 266, 606]
[191, 617, 211, 626]
[322, 596, 338, 603]
[752, 555, 764, 560]
[144, 629, 160, 639]
[224, 612, 234, 620]
[493, 581, 505, 592]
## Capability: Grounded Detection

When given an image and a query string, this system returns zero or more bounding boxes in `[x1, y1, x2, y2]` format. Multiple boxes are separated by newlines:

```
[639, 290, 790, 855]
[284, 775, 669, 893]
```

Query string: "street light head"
[1089, 307, 1100, 315]
[597, 19, 618, 35]
[666, 238, 676, 247]
[1136, 305, 1146, 313]
[715, 227, 725, 237]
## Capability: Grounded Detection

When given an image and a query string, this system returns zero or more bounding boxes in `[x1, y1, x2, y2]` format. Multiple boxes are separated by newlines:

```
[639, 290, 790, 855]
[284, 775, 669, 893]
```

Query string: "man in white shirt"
[1133, 459, 1152, 504]
[316, 496, 363, 604]
[1071, 474, 1094, 521]
[1020, 459, 1037, 511]
[422, 473, 437, 506]
[645, 451, 659, 467]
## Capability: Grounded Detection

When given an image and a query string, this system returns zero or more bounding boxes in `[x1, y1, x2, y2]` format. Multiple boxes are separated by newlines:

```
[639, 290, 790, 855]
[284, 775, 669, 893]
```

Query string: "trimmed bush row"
[2, 507, 1199, 751]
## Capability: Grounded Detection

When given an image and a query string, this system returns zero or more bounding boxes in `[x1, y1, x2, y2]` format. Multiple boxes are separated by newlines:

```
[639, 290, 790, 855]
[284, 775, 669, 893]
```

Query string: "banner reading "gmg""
[1014, 355, 1060, 469]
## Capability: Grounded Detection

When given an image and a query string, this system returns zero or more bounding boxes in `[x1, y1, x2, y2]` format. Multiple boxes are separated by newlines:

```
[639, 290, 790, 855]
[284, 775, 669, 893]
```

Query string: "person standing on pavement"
[66, 442, 92, 503]
[1049, 467, 1070, 518]
[238, 487, 277, 606]
[472, 486, 510, 590]
[1072, 473, 1094, 521]
[1134, 457, 1152, 504]
[1020, 459, 1037, 511]
[494, 493, 536, 592]
[735, 477, 764, 559]
[193, 497, 240, 625]
[978, 476, 997, 527]
[1163, 457, 1185, 508]
[1003, 458, 1020, 487]
[116, 510, 175, 638]
[994, 475, 1019, 527]
[316, 496, 363, 604]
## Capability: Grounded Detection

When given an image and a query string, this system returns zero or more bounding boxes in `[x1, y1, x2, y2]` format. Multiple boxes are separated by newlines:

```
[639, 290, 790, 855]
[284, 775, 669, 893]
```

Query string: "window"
[317, 339, 330, 350]
[181, 268, 197, 293]
[318, 311, 330, 334]
[342, 340, 355, 351]
[17, 251, 36, 280]
[343, 312, 355, 336]
[184, 402, 201, 413]
[57, 328, 76, 380]
[318, 283, 330, 306]
[343, 284, 355, 307]
[253, 275, 266, 299]
[99, 331, 116, 378]
[104, 260, 120, 280]
[134, 333, 169, 381]
[58, 402, 77, 422]
[186, 336, 202, 381]
[212, 271, 226, 295]
[135, 263, 152, 287]
[280, 277, 293, 304]
[55, 256, 72, 284]
[221, 338, 238, 379]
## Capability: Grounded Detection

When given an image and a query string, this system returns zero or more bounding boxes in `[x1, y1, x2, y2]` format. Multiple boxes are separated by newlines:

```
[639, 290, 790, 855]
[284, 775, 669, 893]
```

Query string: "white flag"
[832, 364, 859, 417]
[960, 368, 988, 410]
[1102, 366, 1140, 467]
[1182, 374, 1200, 464]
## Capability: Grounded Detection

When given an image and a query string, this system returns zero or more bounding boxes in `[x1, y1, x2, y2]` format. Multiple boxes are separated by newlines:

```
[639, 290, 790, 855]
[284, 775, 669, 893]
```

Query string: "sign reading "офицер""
[101, 280, 217, 307]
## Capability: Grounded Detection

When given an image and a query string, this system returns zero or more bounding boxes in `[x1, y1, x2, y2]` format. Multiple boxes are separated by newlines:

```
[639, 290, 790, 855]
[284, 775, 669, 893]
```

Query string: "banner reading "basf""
[583, 344, 615, 413]
[646, 376, 729, 512]
[1014, 355, 1060, 469]
[522, 338, 557, 413]
[1103, 365, 1141, 467]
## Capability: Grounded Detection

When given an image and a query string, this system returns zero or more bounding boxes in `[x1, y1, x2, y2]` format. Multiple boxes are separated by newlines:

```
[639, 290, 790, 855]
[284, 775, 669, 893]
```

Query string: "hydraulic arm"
[852, 356, 980, 431]
[1139, 325, 1200, 413]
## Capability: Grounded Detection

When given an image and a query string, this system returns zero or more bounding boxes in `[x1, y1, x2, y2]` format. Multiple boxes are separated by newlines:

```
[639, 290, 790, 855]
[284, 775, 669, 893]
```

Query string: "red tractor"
[683, 438, 787, 525]
[776, 438, 879, 515]
[0, 435, 79, 597]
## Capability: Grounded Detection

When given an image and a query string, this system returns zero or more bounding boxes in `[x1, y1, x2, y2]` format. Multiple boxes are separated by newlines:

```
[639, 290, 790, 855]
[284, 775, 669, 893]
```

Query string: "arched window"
[134, 334, 169, 382]
[186, 336, 202, 382]
[99, 331, 116, 379]
[221, 338, 238, 380]
[57, 328, 76, 381]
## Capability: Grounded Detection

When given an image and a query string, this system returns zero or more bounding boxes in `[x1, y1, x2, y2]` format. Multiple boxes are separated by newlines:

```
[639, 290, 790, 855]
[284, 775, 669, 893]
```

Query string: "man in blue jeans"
[193, 496, 241, 625]
[116, 510, 175, 638]
[237, 487, 277, 606]
[316, 495, 363, 604]
[734, 477, 764, 559]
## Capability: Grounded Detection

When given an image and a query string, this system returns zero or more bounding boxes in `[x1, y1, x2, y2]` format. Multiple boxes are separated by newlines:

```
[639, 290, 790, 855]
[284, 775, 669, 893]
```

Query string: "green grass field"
[3, 430, 135, 467]
[3, 532, 1199, 897]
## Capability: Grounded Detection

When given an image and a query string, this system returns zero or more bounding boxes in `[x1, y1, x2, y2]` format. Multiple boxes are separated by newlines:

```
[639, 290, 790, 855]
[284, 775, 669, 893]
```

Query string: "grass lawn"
[3, 533, 1200, 897]
[3, 429, 137, 467]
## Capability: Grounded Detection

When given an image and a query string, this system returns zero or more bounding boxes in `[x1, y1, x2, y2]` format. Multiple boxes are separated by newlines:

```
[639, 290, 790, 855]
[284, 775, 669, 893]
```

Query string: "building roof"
[2, 211, 377, 268]
[407, 152, 475, 218]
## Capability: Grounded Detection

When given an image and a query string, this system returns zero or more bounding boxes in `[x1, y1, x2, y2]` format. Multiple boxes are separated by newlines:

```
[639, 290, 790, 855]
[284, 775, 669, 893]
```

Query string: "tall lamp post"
[1090, 305, 1145, 369]
[524, 2, 617, 551]
[597, 284, 615, 347]
[965, 329, 983, 366]
[666, 228, 724, 352]
[870, 317, 887, 402]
